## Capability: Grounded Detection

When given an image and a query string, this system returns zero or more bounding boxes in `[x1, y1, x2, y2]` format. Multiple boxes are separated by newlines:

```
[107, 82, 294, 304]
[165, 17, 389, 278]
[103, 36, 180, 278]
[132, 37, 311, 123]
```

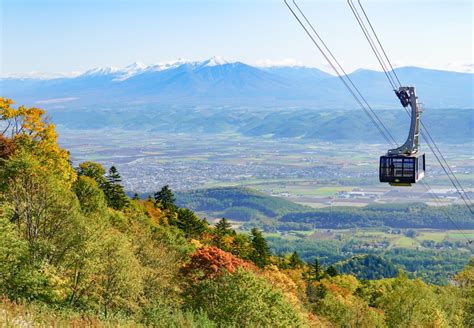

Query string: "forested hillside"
[1, 97, 473, 327]
[176, 187, 309, 221]
[177, 187, 473, 230]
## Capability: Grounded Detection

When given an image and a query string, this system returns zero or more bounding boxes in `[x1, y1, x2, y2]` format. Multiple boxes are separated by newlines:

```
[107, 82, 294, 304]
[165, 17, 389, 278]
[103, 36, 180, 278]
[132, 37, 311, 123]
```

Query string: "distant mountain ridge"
[1, 57, 473, 108]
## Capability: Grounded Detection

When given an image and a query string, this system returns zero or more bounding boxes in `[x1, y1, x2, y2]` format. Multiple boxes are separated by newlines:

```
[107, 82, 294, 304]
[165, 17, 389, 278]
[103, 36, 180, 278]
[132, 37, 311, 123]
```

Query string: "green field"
[292, 228, 474, 250]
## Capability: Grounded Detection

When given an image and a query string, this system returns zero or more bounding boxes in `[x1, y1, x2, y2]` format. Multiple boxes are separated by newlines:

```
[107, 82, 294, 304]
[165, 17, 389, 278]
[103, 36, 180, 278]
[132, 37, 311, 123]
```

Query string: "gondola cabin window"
[379, 154, 425, 185]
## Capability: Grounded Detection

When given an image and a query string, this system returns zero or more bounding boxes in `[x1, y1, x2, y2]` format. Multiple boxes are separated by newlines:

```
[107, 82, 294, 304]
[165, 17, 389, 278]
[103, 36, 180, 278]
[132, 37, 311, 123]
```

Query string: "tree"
[184, 268, 306, 327]
[154, 185, 176, 211]
[104, 166, 129, 210]
[0, 213, 31, 299]
[76, 161, 107, 185]
[176, 208, 208, 238]
[326, 265, 339, 277]
[215, 218, 233, 236]
[107, 166, 122, 184]
[308, 258, 323, 281]
[213, 218, 235, 251]
[73, 176, 107, 215]
[0, 97, 76, 187]
[377, 274, 449, 327]
[454, 259, 474, 327]
[0, 150, 82, 263]
[93, 230, 144, 317]
[182, 246, 252, 281]
[405, 229, 418, 238]
[250, 228, 270, 268]
[289, 251, 303, 269]
[229, 233, 254, 260]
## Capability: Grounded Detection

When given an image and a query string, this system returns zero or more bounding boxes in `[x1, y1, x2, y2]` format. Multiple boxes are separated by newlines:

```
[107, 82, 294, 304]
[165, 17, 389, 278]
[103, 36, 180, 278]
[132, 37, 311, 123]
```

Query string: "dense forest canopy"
[176, 187, 473, 230]
[0, 97, 473, 327]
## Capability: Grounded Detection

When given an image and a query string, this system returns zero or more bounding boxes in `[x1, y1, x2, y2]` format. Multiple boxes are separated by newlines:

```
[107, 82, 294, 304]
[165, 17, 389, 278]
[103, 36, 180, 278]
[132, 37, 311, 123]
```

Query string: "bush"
[185, 268, 307, 327]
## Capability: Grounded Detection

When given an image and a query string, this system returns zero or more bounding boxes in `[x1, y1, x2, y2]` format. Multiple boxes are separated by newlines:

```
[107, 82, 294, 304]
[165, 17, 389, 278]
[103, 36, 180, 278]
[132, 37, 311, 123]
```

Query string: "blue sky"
[1, 0, 472, 75]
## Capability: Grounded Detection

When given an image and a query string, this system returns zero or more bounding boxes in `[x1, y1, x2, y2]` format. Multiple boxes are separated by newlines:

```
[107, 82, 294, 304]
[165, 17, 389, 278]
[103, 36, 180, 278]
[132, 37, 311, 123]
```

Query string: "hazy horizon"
[2, 55, 473, 79]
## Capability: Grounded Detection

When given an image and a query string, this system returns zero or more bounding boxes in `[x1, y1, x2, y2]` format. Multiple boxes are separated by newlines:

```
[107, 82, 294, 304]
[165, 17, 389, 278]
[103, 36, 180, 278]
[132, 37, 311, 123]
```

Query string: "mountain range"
[1, 57, 473, 108]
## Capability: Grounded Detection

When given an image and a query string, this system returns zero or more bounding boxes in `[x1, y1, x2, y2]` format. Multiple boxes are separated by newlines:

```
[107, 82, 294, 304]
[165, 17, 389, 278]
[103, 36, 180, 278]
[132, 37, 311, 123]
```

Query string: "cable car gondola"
[379, 86, 425, 186]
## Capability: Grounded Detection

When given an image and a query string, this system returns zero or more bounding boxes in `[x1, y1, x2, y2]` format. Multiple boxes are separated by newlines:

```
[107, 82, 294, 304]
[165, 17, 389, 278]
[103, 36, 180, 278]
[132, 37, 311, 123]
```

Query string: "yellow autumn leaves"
[0, 97, 76, 187]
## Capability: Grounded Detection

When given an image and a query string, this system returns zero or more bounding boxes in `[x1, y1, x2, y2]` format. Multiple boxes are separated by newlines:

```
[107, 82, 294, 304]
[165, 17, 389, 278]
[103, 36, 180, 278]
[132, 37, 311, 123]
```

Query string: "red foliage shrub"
[182, 246, 253, 281]
[0, 135, 15, 159]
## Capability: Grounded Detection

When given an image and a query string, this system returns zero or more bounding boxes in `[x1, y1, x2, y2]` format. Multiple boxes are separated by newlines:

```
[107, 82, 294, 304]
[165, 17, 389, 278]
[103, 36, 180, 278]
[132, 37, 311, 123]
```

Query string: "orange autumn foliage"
[182, 246, 254, 281]
[142, 200, 165, 225]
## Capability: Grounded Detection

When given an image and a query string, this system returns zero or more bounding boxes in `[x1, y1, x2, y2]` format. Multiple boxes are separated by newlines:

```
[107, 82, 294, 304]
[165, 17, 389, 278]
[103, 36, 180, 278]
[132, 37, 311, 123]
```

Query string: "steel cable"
[348, 0, 474, 214]
[284, 0, 473, 238]
[285, 0, 398, 146]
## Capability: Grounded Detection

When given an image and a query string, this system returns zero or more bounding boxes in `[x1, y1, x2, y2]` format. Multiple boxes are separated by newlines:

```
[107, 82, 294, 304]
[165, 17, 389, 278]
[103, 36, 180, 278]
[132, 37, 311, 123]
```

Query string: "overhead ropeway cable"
[347, 0, 398, 91]
[283, 0, 473, 242]
[421, 180, 472, 244]
[283, 0, 397, 147]
[351, 0, 402, 86]
[347, 0, 473, 214]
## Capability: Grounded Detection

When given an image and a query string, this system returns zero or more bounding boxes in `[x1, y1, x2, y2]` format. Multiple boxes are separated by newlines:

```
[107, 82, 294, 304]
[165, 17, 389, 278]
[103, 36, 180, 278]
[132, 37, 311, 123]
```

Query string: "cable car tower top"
[389, 87, 421, 156]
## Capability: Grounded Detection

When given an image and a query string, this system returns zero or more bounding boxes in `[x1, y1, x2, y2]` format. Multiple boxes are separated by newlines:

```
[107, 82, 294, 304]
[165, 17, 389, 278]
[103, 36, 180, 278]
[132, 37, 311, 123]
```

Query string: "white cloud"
[1, 71, 82, 79]
[389, 61, 473, 73]
[442, 62, 473, 73]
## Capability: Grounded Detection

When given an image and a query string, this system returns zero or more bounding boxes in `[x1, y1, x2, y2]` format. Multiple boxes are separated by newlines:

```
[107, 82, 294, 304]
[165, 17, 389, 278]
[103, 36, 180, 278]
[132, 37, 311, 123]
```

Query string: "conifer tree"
[215, 218, 233, 236]
[105, 166, 129, 210]
[289, 251, 303, 268]
[250, 228, 270, 268]
[107, 166, 122, 184]
[176, 208, 208, 238]
[309, 258, 323, 281]
[154, 185, 176, 211]
[326, 265, 338, 277]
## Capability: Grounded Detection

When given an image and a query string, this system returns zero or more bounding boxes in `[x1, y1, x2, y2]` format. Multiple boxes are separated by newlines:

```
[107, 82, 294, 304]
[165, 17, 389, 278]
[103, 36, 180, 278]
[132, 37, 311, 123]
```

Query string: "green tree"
[94, 230, 144, 317]
[215, 218, 233, 236]
[105, 166, 129, 210]
[76, 161, 107, 186]
[378, 274, 449, 327]
[154, 185, 176, 211]
[308, 258, 323, 281]
[176, 208, 208, 238]
[315, 291, 386, 328]
[230, 233, 254, 260]
[0, 149, 82, 263]
[326, 265, 339, 277]
[0, 213, 31, 299]
[454, 259, 474, 327]
[73, 176, 107, 215]
[289, 251, 303, 269]
[250, 228, 270, 268]
[185, 268, 306, 327]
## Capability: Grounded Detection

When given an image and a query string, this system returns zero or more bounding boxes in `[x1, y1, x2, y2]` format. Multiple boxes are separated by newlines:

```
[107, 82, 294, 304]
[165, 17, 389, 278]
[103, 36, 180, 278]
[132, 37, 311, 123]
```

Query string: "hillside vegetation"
[46, 106, 474, 143]
[176, 187, 309, 220]
[177, 187, 473, 230]
[0, 97, 473, 327]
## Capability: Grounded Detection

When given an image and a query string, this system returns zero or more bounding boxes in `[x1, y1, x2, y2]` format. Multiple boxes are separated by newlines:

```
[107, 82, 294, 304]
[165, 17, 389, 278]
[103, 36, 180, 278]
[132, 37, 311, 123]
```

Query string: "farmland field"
[58, 128, 473, 208]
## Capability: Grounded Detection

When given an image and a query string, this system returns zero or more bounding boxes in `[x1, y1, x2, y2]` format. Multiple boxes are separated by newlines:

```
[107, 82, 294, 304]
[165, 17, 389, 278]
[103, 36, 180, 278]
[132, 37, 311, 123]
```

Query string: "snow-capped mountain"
[1, 57, 472, 108]
[78, 56, 234, 82]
